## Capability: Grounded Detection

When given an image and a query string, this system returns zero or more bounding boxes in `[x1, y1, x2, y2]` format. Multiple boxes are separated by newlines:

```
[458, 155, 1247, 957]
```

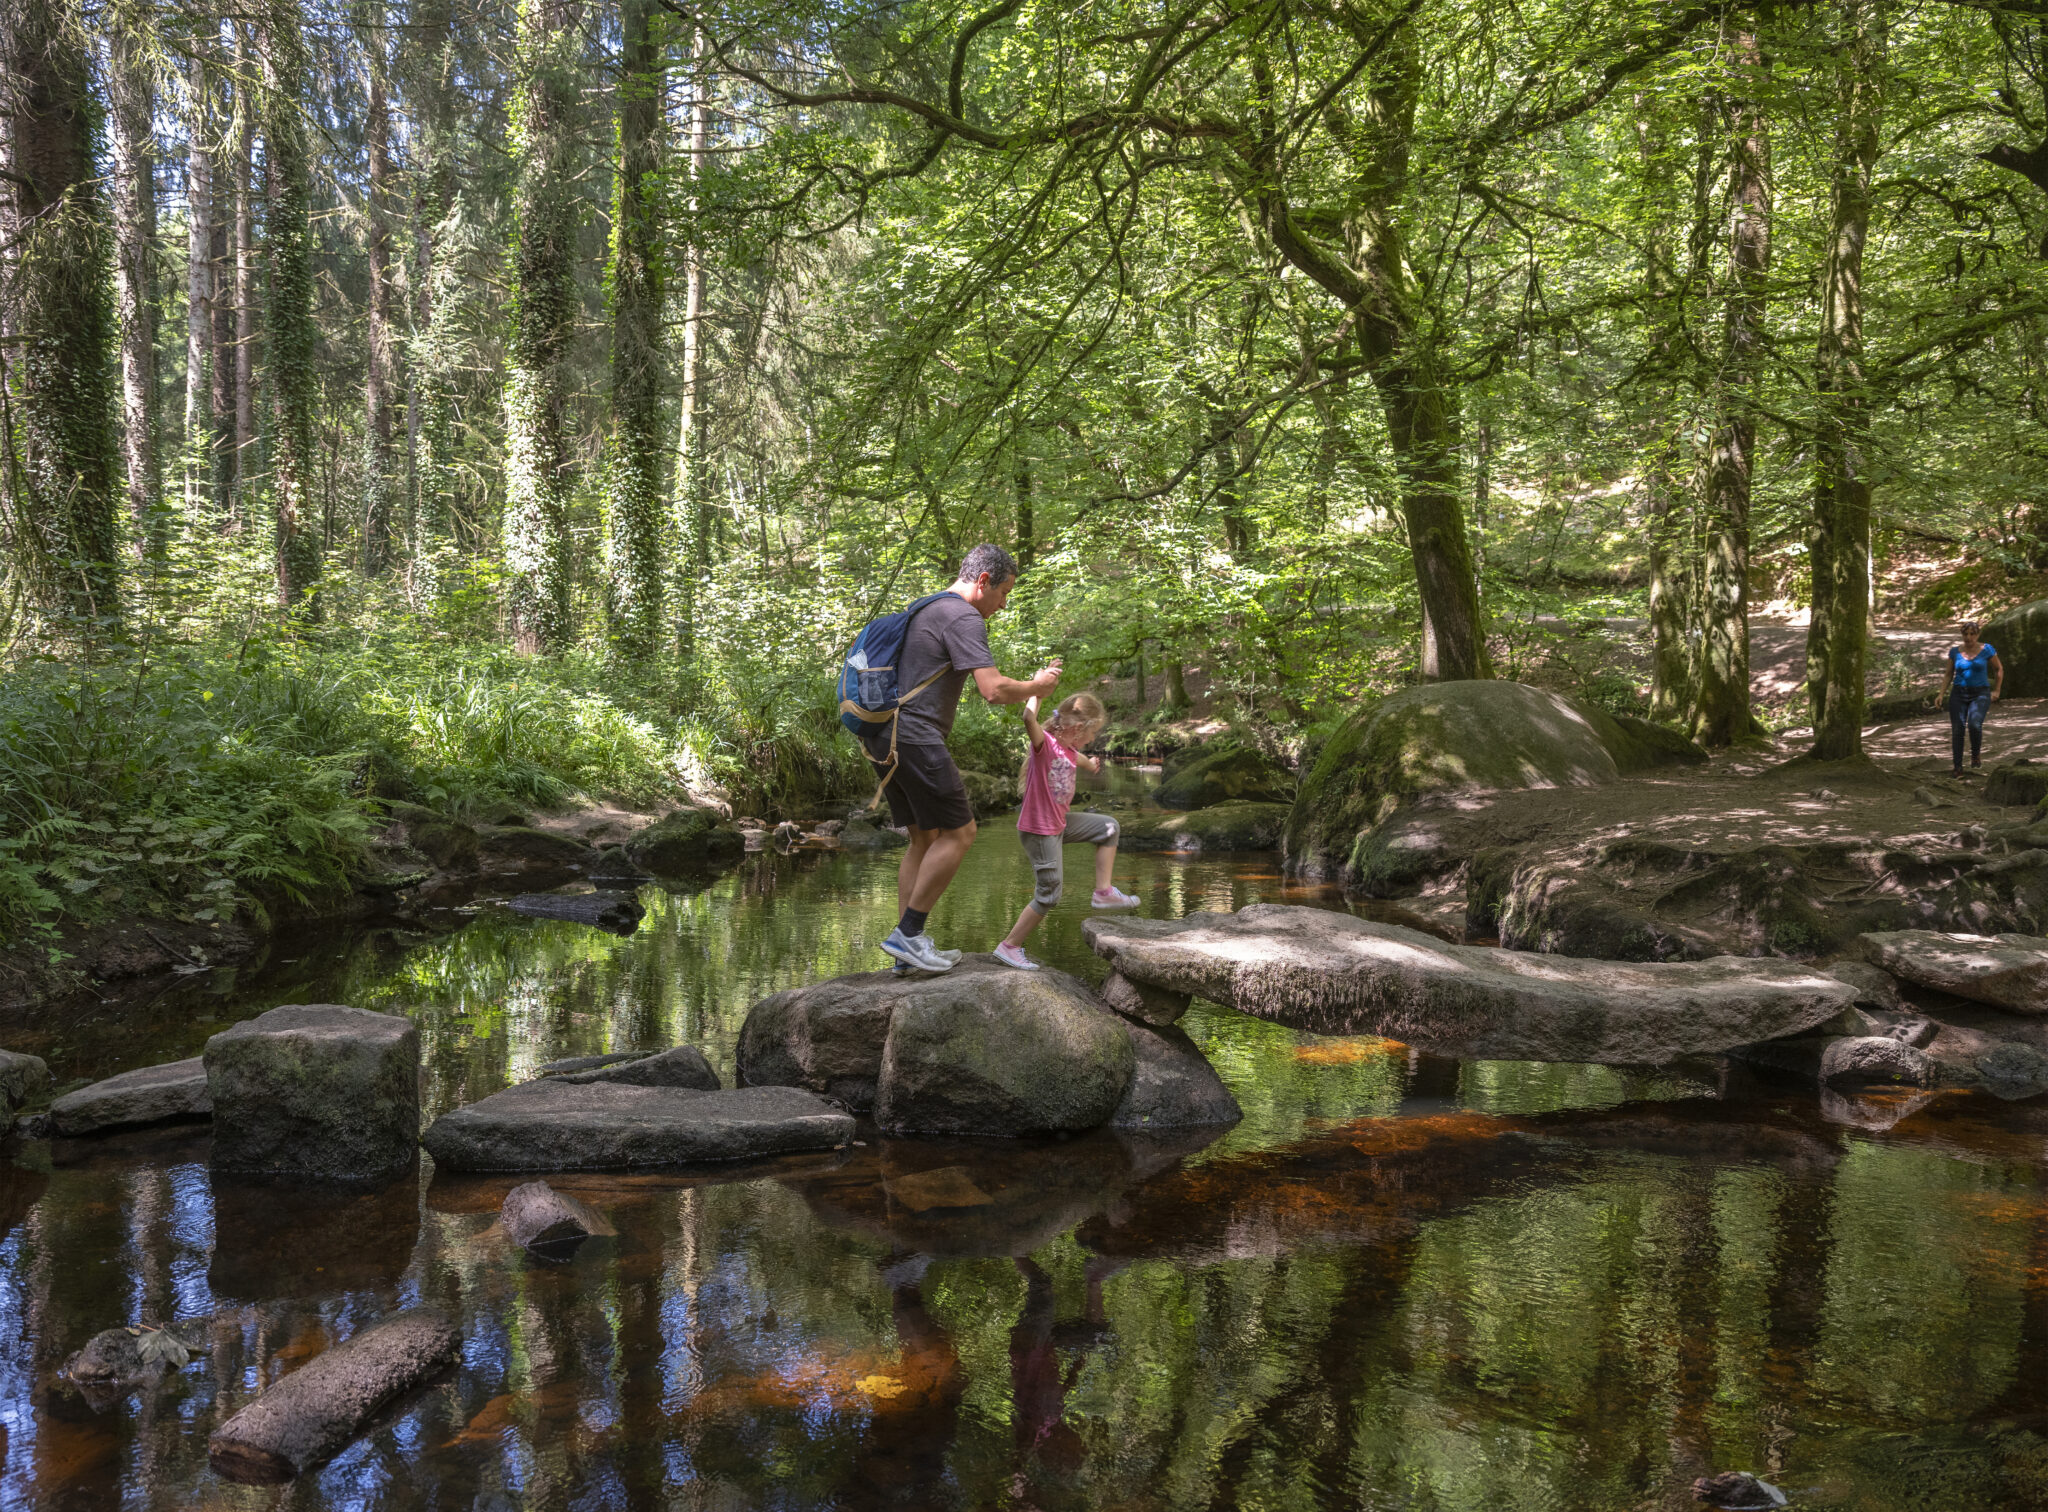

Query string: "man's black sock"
[899, 907, 929, 938]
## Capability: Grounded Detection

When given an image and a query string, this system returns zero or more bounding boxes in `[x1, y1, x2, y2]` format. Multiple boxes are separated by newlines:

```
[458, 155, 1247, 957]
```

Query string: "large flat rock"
[420, 1081, 852, 1172]
[1083, 904, 1857, 1064]
[1859, 930, 2048, 1013]
[51, 1057, 211, 1136]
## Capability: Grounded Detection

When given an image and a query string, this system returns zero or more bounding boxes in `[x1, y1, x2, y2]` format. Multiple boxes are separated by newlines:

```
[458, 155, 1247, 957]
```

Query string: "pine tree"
[2, 0, 121, 630]
[260, 3, 321, 610]
[502, 0, 580, 653]
[605, 0, 666, 660]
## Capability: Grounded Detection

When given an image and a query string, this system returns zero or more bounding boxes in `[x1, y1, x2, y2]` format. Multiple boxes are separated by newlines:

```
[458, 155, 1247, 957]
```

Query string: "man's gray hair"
[957, 543, 1020, 586]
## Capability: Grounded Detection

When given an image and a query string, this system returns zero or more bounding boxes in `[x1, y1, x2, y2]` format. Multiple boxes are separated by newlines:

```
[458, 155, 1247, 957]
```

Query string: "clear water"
[4, 771, 2048, 1510]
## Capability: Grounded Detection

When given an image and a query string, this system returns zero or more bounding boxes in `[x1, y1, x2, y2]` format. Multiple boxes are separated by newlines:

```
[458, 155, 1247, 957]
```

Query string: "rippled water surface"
[5, 773, 2048, 1510]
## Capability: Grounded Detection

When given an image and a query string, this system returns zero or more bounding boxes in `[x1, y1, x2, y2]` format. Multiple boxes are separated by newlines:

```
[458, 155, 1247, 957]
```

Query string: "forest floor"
[1389, 697, 2048, 942]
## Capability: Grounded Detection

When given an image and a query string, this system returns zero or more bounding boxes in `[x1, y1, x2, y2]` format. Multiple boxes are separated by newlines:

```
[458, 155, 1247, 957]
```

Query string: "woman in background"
[1940, 621, 2004, 775]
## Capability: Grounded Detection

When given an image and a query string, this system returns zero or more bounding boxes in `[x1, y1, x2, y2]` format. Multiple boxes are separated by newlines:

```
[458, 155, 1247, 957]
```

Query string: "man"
[865, 543, 1059, 972]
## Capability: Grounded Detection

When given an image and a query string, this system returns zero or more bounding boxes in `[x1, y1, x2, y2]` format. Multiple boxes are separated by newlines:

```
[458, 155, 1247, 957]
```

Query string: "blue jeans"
[1950, 688, 1991, 768]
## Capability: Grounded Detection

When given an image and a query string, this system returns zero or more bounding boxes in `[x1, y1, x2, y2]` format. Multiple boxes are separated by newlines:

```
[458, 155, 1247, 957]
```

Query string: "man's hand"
[1030, 658, 1062, 696]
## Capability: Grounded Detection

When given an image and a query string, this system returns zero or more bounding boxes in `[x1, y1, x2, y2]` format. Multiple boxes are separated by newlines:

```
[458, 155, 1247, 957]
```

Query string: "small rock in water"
[61, 1319, 212, 1401]
[499, 1180, 613, 1259]
[538, 1051, 645, 1076]
[1693, 1471, 1788, 1509]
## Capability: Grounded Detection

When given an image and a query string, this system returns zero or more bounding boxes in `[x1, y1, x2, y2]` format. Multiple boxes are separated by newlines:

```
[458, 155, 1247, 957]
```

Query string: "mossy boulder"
[1983, 598, 2048, 697]
[875, 963, 1136, 1136]
[1117, 801, 1289, 853]
[960, 768, 1022, 817]
[1154, 741, 1294, 811]
[478, 826, 595, 869]
[0, 1049, 51, 1122]
[624, 808, 744, 874]
[1283, 680, 1705, 885]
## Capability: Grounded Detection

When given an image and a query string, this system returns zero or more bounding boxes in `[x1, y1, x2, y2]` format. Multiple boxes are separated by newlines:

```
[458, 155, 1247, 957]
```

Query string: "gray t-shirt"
[868, 592, 995, 748]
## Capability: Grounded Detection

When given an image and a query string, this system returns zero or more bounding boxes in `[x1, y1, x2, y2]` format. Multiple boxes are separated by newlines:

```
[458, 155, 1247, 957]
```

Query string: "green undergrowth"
[0, 634, 692, 949]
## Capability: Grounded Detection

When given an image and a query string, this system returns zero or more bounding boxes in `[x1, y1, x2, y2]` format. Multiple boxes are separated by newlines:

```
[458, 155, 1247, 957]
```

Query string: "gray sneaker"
[881, 928, 954, 972]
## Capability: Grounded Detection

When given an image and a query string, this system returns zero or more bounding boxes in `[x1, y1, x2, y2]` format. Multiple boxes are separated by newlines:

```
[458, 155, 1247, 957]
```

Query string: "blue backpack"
[837, 591, 953, 798]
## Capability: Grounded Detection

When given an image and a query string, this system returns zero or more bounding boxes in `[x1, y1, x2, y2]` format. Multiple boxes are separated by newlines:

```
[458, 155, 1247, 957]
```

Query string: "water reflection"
[2, 823, 2048, 1509]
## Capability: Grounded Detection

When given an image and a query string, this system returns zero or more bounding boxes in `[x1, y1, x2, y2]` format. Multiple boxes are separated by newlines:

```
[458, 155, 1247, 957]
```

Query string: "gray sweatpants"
[1020, 811, 1119, 910]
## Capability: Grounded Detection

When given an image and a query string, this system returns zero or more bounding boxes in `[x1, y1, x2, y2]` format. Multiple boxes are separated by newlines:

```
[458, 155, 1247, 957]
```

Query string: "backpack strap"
[857, 669, 946, 810]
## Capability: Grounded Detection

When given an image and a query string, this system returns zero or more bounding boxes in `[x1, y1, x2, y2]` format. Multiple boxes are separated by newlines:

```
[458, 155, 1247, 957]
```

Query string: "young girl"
[994, 691, 1139, 971]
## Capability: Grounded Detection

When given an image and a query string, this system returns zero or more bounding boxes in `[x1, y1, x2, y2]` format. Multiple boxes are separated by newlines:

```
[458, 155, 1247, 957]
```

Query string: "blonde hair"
[1020, 692, 1109, 791]
[1046, 691, 1107, 738]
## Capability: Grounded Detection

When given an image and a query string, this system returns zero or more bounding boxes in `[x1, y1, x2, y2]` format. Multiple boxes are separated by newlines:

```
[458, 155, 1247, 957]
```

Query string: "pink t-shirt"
[1018, 732, 1080, 836]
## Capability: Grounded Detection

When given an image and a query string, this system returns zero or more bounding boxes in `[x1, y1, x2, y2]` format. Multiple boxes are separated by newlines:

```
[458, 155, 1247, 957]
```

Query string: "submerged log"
[208, 1309, 459, 1483]
[1084, 904, 1857, 1064]
[500, 1179, 613, 1258]
[507, 891, 645, 931]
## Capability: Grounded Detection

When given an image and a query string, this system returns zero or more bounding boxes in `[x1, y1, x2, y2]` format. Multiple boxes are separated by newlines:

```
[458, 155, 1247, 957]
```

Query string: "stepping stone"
[1860, 930, 2048, 1013]
[1113, 1019, 1241, 1130]
[204, 1005, 420, 1182]
[420, 1081, 851, 1172]
[51, 1057, 211, 1136]
[1084, 904, 1857, 1064]
[0, 1049, 51, 1122]
[550, 1045, 718, 1090]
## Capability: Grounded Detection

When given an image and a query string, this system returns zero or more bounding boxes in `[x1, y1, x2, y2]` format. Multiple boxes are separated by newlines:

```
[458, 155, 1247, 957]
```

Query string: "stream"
[4, 768, 2048, 1510]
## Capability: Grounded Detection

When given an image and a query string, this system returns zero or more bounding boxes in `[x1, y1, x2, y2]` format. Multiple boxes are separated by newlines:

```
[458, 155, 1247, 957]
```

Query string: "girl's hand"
[1025, 694, 1039, 717]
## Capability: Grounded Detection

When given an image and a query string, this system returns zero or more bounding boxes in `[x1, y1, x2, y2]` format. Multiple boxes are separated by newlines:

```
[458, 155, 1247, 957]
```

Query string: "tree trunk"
[1693, 30, 1771, 747]
[1808, 0, 1885, 761]
[209, 65, 236, 520]
[1252, 36, 1489, 682]
[1166, 656, 1190, 712]
[232, 25, 256, 514]
[1014, 439, 1033, 570]
[1380, 366, 1490, 681]
[605, 0, 666, 660]
[1, 0, 121, 630]
[361, 17, 396, 576]
[183, 51, 215, 518]
[675, 27, 711, 656]
[261, 12, 320, 611]
[503, 0, 581, 653]
[108, 23, 161, 553]
[1637, 100, 1693, 724]
[404, 0, 457, 567]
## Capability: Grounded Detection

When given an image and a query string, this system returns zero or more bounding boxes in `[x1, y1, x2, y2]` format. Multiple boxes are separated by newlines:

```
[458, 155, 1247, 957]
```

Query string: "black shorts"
[868, 740, 974, 832]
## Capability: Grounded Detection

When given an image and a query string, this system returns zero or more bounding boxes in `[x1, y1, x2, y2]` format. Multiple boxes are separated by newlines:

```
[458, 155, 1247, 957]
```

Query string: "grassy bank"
[0, 628, 889, 950]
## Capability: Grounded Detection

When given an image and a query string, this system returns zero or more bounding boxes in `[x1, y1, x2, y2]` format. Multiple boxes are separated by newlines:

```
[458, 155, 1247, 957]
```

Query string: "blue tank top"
[1951, 644, 1996, 690]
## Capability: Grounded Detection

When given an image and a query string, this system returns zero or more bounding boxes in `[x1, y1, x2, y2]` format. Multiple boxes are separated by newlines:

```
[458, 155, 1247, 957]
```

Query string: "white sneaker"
[1091, 886, 1141, 910]
[881, 928, 954, 972]
[993, 942, 1040, 970]
[935, 945, 962, 963]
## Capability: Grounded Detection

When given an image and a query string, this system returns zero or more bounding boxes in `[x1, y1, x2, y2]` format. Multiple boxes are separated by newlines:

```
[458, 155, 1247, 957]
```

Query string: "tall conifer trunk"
[405, 0, 457, 563]
[361, 13, 396, 576]
[183, 50, 216, 517]
[605, 0, 666, 659]
[260, 8, 320, 610]
[209, 61, 236, 518]
[676, 27, 711, 656]
[503, 0, 579, 653]
[1694, 28, 1771, 747]
[109, 23, 161, 551]
[232, 25, 257, 513]
[2, 0, 120, 629]
[1808, 0, 1885, 760]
